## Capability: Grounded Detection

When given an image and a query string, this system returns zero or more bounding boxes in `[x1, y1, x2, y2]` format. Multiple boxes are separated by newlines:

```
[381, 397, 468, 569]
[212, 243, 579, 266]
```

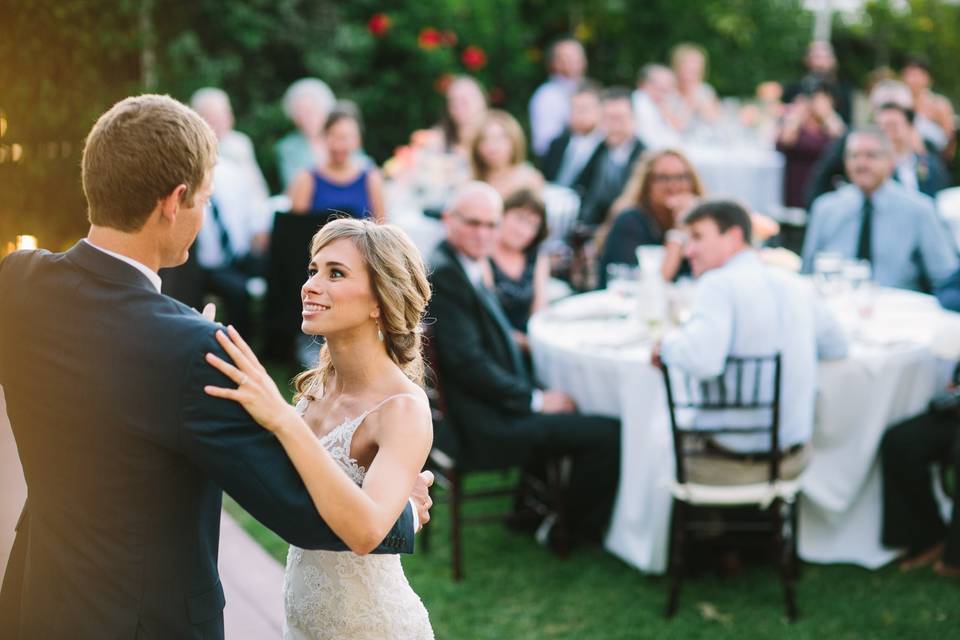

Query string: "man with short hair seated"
[654, 201, 848, 484]
[428, 181, 621, 546]
[801, 127, 958, 292]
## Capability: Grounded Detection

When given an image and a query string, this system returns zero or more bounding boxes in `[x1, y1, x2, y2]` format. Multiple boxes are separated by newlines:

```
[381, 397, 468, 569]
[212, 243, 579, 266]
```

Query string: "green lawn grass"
[224, 483, 958, 640]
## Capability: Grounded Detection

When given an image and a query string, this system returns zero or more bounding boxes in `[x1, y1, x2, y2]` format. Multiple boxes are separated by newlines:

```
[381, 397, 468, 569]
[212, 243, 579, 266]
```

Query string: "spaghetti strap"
[356, 393, 420, 423]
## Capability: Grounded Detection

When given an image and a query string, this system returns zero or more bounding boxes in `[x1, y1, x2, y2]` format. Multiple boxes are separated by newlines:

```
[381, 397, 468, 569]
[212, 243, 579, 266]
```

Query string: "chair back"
[661, 354, 783, 485]
[421, 324, 462, 460]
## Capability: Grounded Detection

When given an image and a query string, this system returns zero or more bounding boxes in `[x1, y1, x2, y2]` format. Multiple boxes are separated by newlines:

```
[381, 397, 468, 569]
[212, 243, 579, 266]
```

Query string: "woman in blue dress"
[289, 106, 386, 223]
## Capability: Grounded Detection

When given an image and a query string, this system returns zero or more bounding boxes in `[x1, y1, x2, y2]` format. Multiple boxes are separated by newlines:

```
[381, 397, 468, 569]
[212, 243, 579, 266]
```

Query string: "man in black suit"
[0, 95, 430, 639]
[428, 181, 621, 546]
[575, 87, 646, 227]
[540, 80, 604, 189]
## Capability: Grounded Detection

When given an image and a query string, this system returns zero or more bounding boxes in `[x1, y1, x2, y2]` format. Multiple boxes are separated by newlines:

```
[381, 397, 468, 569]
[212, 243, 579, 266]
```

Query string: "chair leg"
[450, 469, 463, 581]
[664, 500, 685, 618]
[773, 499, 799, 621]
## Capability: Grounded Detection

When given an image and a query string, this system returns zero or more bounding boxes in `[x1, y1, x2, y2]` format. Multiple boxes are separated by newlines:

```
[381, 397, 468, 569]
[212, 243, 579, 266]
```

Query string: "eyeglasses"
[845, 150, 884, 160]
[649, 173, 693, 184]
[454, 212, 499, 230]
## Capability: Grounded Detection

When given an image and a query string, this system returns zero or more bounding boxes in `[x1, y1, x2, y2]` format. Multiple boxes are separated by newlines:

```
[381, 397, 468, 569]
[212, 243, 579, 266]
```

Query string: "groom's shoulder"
[0, 248, 59, 278]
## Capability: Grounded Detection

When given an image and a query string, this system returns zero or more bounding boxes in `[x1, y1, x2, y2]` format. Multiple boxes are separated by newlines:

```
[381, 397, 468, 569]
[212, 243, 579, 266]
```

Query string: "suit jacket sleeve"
[430, 261, 535, 414]
[178, 327, 415, 553]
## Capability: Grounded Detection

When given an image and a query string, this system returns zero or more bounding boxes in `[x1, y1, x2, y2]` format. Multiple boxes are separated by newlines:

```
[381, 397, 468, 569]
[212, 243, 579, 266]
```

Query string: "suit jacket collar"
[64, 240, 159, 293]
[437, 240, 474, 289]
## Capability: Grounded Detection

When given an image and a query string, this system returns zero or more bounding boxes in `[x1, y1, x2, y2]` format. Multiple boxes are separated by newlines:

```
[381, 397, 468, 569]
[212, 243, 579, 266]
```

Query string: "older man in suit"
[428, 182, 621, 546]
[0, 94, 429, 639]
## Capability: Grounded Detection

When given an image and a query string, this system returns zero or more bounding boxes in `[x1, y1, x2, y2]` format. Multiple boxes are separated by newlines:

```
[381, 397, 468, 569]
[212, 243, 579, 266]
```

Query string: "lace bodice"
[282, 394, 434, 640]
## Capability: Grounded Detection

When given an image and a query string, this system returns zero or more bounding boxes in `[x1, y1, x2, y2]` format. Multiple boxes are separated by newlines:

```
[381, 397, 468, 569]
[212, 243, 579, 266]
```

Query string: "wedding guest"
[429, 182, 620, 546]
[577, 87, 646, 226]
[529, 37, 588, 158]
[190, 87, 270, 204]
[653, 200, 848, 484]
[902, 55, 957, 158]
[776, 83, 846, 208]
[540, 80, 604, 188]
[597, 149, 705, 288]
[669, 43, 720, 130]
[804, 80, 917, 206]
[801, 128, 958, 292]
[632, 65, 683, 150]
[783, 40, 853, 124]
[471, 110, 545, 199]
[289, 107, 385, 222]
[880, 403, 960, 578]
[874, 102, 951, 197]
[275, 78, 336, 189]
[491, 190, 551, 350]
[439, 75, 488, 157]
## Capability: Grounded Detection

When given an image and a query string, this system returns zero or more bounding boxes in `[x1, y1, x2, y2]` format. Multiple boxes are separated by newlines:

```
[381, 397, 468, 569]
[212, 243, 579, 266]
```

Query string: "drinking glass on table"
[844, 259, 875, 322]
[813, 252, 845, 297]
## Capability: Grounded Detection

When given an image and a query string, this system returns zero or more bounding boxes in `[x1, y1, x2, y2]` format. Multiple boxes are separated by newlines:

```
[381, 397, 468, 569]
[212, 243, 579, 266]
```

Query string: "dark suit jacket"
[0, 241, 413, 639]
[576, 138, 646, 226]
[427, 242, 537, 466]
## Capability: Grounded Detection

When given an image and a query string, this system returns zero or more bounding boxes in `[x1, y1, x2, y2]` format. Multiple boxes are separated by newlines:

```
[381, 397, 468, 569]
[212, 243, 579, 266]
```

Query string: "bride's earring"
[376, 321, 384, 342]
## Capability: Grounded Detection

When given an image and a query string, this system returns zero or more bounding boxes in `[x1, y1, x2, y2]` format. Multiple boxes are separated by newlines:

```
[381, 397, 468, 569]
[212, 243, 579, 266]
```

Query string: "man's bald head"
[443, 181, 503, 260]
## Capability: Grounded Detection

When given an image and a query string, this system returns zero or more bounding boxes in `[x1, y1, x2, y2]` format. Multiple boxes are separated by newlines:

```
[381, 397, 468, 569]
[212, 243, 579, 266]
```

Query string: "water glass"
[813, 252, 845, 297]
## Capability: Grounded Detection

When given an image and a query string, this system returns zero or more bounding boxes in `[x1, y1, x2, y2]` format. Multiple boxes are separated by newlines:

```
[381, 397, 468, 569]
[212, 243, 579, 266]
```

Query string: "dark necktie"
[208, 198, 234, 265]
[856, 197, 873, 262]
[476, 282, 529, 380]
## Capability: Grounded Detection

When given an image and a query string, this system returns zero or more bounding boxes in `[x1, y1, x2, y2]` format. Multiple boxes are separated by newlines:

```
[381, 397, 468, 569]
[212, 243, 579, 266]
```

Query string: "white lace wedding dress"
[282, 394, 434, 639]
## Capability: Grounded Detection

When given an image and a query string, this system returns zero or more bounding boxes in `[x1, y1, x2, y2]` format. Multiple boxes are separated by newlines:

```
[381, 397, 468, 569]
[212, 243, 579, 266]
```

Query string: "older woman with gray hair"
[275, 78, 337, 189]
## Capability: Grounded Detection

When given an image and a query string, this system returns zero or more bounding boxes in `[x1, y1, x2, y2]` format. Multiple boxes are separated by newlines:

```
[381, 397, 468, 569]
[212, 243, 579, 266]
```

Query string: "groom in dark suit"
[428, 182, 621, 546]
[0, 95, 430, 639]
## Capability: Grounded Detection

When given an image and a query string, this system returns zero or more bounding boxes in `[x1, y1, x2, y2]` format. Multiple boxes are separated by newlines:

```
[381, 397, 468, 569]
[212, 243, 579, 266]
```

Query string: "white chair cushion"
[669, 478, 801, 508]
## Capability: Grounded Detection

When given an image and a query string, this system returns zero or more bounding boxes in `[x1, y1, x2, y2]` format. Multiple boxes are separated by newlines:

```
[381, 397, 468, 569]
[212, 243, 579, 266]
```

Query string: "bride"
[204, 218, 435, 639]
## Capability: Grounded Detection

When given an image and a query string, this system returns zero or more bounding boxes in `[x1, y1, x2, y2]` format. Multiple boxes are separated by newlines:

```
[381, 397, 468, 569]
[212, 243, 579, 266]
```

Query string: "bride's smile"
[300, 238, 382, 339]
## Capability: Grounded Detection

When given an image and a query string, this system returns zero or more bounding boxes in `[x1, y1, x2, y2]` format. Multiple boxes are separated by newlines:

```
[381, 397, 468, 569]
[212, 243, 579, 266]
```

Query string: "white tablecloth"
[683, 144, 785, 215]
[529, 288, 960, 573]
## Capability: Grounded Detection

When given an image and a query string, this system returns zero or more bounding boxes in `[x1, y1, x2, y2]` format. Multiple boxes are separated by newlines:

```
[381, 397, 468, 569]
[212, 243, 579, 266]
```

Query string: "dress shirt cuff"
[409, 498, 419, 531]
[531, 389, 544, 412]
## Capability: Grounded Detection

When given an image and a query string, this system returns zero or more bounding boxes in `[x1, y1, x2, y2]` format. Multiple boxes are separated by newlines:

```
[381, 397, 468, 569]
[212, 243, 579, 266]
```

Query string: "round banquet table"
[529, 287, 960, 573]
[682, 144, 785, 215]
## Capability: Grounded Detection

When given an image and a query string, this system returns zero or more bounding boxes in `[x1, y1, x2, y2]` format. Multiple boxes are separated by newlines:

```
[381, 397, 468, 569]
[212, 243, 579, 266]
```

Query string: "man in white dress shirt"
[529, 38, 588, 158]
[632, 64, 683, 150]
[654, 201, 848, 484]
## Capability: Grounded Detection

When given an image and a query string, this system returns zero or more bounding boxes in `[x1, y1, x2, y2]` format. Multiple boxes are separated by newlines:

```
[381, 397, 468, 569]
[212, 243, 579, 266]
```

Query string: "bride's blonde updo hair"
[293, 218, 432, 401]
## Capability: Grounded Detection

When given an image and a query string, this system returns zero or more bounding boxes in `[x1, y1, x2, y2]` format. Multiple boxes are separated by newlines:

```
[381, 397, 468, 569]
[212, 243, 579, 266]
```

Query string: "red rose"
[461, 45, 486, 71]
[367, 13, 390, 37]
[441, 30, 458, 47]
[418, 27, 441, 50]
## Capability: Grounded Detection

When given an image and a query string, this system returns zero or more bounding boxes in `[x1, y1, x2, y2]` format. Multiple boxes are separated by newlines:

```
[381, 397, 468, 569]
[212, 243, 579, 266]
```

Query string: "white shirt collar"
[82, 239, 162, 293]
[454, 251, 487, 289]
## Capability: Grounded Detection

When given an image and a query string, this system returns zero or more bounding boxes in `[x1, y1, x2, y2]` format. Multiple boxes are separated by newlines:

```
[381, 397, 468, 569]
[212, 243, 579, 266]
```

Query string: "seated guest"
[632, 65, 683, 150]
[598, 149, 705, 287]
[669, 43, 720, 131]
[880, 399, 960, 578]
[491, 190, 551, 351]
[540, 80, 604, 188]
[776, 83, 846, 208]
[874, 102, 951, 197]
[654, 201, 848, 484]
[190, 87, 270, 206]
[902, 55, 957, 158]
[275, 77, 336, 189]
[430, 182, 621, 546]
[577, 87, 646, 227]
[289, 106, 386, 222]
[438, 75, 489, 158]
[529, 37, 588, 158]
[471, 110, 545, 199]
[801, 127, 958, 292]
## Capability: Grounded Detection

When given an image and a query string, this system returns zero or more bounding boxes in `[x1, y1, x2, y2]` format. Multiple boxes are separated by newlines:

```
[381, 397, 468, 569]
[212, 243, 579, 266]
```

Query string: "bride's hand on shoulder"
[204, 325, 298, 434]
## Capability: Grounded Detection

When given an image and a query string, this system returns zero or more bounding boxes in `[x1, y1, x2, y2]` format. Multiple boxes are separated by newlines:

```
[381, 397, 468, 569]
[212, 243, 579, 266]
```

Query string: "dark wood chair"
[661, 354, 800, 622]
[419, 332, 569, 581]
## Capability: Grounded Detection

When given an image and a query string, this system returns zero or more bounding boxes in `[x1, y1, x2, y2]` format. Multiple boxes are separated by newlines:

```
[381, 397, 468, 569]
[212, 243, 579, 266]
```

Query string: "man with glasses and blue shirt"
[801, 127, 958, 292]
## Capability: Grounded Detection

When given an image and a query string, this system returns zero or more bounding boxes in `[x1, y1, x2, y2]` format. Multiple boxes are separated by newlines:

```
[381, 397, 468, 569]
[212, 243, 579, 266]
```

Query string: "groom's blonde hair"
[293, 218, 432, 401]
[82, 94, 218, 231]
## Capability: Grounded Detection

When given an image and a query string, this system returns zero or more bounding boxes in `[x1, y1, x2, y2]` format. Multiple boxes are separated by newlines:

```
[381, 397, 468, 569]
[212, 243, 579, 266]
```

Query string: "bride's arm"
[204, 327, 432, 555]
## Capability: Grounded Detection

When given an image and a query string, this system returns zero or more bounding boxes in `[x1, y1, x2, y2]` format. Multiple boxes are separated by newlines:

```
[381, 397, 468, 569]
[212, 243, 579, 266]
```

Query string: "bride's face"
[301, 238, 380, 338]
